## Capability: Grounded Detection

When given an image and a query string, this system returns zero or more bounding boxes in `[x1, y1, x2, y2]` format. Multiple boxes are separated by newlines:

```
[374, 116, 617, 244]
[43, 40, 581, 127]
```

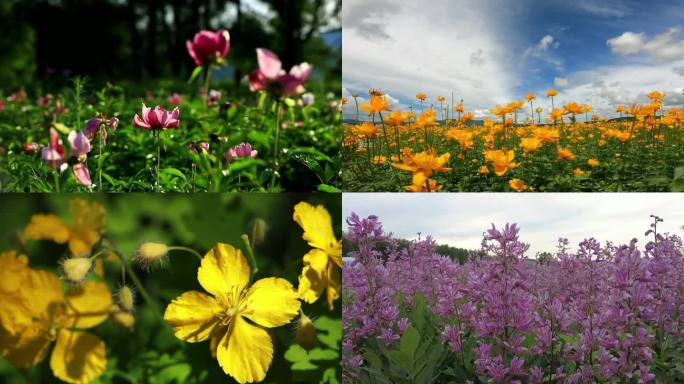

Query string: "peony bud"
[135, 242, 169, 267]
[118, 285, 135, 312]
[295, 312, 317, 350]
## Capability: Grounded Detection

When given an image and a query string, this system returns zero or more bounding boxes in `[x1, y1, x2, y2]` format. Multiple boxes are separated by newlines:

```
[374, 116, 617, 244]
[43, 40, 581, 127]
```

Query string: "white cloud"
[342, 0, 517, 117]
[572, 0, 632, 17]
[607, 28, 684, 62]
[343, 193, 684, 256]
[522, 34, 563, 69]
[554, 77, 569, 87]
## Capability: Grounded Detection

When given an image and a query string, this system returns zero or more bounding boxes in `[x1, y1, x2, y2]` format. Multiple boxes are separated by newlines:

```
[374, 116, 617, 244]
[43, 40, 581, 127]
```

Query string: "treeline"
[0, 0, 340, 90]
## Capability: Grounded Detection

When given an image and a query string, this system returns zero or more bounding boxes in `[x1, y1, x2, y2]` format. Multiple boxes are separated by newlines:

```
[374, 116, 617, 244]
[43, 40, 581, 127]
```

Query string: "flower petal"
[326, 262, 341, 310]
[293, 202, 341, 258]
[65, 280, 112, 329]
[242, 277, 300, 328]
[198, 243, 250, 299]
[217, 316, 272, 383]
[0, 321, 52, 369]
[50, 329, 106, 384]
[256, 48, 282, 80]
[24, 214, 71, 244]
[297, 249, 329, 304]
[22, 269, 64, 317]
[164, 290, 221, 343]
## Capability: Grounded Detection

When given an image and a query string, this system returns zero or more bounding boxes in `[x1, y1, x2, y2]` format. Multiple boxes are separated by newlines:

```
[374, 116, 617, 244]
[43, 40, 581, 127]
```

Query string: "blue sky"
[343, 193, 684, 256]
[342, 0, 684, 120]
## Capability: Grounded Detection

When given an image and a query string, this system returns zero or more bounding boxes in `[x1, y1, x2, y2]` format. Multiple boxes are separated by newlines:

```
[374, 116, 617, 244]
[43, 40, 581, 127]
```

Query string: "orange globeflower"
[557, 146, 576, 160]
[573, 168, 585, 176]
[519, 137, 542, 153]
[533, 127, 560, 143]
[416, 93, 427, 101]
[404, 172, 442, 192]
[491, 105, 512, 118]
[477, 165, 490, 175]
[646, 91, 664, 102]
[535, 106, 543, 114]
[359, 95, 389, 116]
[392, 148, 451, 179]
[525, 92, 536, 101]
[386, 110, 407, 126]
[454, 103, 464, 113]
[508, 178, 528, 192]
[615, 105, 625, 113]
[436, 96, 446, 102]
[371, 155, 387, 165]
[484, 149, 518, 176]
[546, 89, 559, 97]
[446, 129, 474, 150]
[351, 122, 378, 138]
[563, 102, 583, 115]
[587, 159, 599, 167]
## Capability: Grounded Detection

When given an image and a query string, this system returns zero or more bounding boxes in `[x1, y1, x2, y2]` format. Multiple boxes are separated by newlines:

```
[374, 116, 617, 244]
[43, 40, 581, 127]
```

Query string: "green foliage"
[284, 316, 341, 383]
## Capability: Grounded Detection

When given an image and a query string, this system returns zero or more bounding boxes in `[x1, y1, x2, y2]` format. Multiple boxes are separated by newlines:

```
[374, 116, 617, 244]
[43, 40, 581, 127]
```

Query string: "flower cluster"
[342, 214, 684, 383]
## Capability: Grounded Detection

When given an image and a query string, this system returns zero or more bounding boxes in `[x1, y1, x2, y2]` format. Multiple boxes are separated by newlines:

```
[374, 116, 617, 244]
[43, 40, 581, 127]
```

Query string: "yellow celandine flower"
[587, 159, 600, 167]
[484, 149, 518, 176]
[519, 137, 542, 153]
[164, 243, 301, 383]
[0, 251, 31, 335]
[0, 267, 112, 384]
[293, 202, 342, 310]
[23, 199, 106, 257]
[508, 178, 528, 192]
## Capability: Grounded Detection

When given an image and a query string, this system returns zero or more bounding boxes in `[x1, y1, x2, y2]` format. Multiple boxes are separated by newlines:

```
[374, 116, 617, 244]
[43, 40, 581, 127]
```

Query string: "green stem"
[53, 170, 60, 192]
[156, 130, 161, 192]
[167, 246, 202, 261]
[98, 125, 103, 191]
[269, 99, 282, 190]
[204, 65, 213, 113]
[240, 234, 259, 283]
[118, 251, 162, 321]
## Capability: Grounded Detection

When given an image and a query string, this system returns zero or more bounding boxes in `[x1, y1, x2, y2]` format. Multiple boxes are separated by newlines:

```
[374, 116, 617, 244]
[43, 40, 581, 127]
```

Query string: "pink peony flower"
[224, 142, 257, 162]
[133, 104, 180, 130]
[42, 128, 66, 169]
[208, 89, 221, 106]
[0, 99, 4, 111]
[108, 116, 119, 131]
[168, 93, 183, 106]
[186, 30, 230, 66]
[249, 48, 312, 96]
[73, 163, 92, 187]
[68, 130, 91, 159]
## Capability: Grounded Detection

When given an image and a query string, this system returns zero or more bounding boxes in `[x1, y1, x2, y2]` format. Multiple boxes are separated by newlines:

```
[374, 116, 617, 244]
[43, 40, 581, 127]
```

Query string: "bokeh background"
[0, 193, 341, 383]
[0, 0, 341, 93]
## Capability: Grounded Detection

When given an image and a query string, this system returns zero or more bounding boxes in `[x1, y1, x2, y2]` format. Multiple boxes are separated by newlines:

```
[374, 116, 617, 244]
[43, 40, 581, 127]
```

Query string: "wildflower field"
[342, 213, 684, 383]
[0, 194, 342, 383]
[0, 44, 341, 193]
[342, 90, 684, 192]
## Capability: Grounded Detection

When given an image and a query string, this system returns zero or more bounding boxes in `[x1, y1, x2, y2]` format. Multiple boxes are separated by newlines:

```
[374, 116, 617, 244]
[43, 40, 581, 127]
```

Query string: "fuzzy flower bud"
[118, 285, 135, 312]
[135, 242, 169, 267]
[295, 312, 317, 350]
[111, 305, 135, 329]
[62, 257, 92, 283]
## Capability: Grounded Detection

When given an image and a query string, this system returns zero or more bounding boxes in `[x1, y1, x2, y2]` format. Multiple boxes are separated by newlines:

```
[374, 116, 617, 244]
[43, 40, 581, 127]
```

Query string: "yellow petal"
[164, 290, 221, 343]
[23, 214, 71, 244]
[0, 293, 32, 335]
[68, 237, 95, 258]
[65, 280, 113, 329]
[297, 249, 329, 304]
[22, 269, 64, 318]
[0, 250, 29, 293]
[198, 243, 250, 299]
[293, 202, 341, 257]
[209, 324, 228, 358]
[242, 277, 300, 328]
[0, 321, 51, 368]
[50, 329, 106, 384]
[326, 262, 341, 311]
[217, 316, 273, 383]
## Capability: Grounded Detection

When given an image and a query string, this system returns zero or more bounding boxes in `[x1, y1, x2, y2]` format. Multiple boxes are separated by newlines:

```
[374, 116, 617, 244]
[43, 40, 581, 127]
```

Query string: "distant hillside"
[321, 29, 341, 49]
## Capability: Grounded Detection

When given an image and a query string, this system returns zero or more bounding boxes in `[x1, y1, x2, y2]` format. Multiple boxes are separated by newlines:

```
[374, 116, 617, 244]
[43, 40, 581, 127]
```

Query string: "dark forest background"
[0, 0, 341, 92]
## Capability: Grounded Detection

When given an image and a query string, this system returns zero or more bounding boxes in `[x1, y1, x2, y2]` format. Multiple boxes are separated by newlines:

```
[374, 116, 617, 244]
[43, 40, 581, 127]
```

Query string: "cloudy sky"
[342, 0, 684, 120]
[342, 193, 684, 256]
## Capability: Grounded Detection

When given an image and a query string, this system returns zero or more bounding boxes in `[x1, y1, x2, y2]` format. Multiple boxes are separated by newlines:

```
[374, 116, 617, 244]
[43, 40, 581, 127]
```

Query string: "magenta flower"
[207, 90, 221, 106]
[73, 163, 91, 187]
[84, 118, 103, 141]
[68, 130, 91, 159]
[108, 116, 119, 131]
[42, 128, 66, 169]
[224, 142, 257, 162]
[186, 30, 230, 66]
[23, 143, 40, 154]
[249, 48, 312, 96]
[0, 99, 4, 111]
[133, 104, 180, 130]
[168, 93, 183, 106]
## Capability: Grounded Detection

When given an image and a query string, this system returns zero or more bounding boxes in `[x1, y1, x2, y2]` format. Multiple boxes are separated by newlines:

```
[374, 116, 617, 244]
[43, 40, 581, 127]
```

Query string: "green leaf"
[317, 184, 341, 193]
[308, 348, 339, 361]
[52, 122, 71, 135]
[162, 167, 187, 182]
[399, 325, 420, 358]
[188, 66, 203, 84]
[321, 367, 340, 384]
[315, 316, 341, 350]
